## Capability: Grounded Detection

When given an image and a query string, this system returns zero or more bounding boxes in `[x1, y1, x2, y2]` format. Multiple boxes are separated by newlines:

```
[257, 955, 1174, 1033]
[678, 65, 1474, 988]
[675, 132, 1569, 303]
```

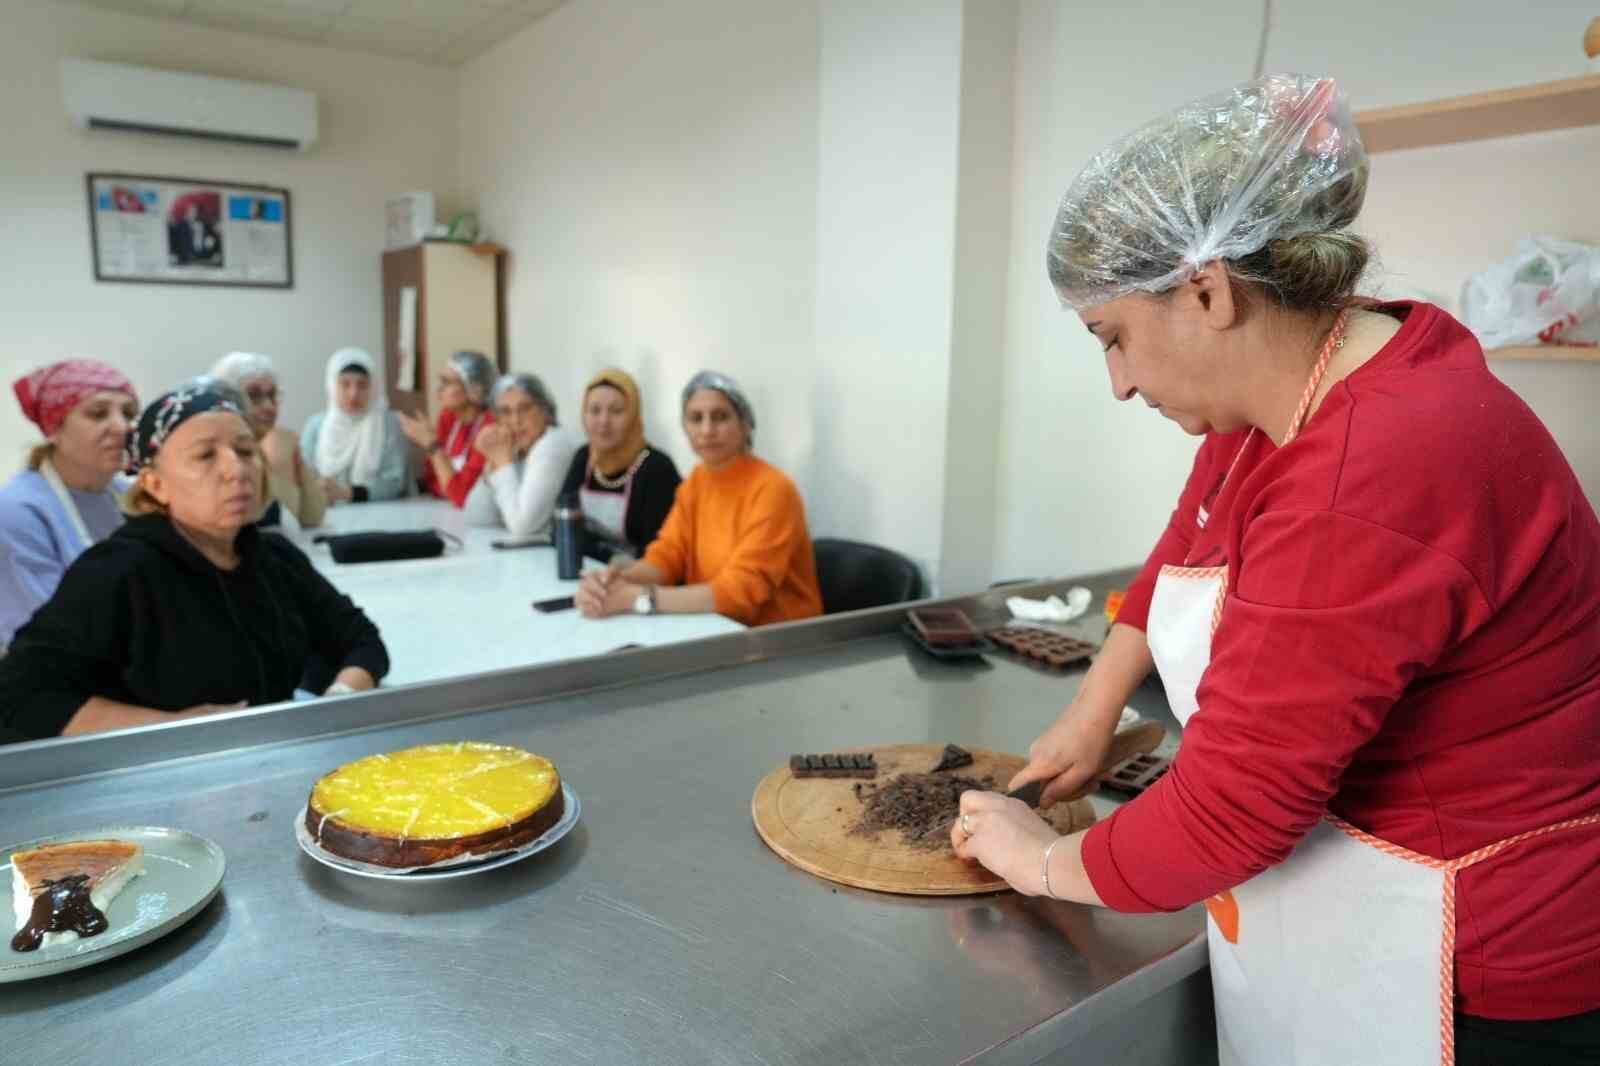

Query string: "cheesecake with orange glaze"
[306, 742, 563, 868]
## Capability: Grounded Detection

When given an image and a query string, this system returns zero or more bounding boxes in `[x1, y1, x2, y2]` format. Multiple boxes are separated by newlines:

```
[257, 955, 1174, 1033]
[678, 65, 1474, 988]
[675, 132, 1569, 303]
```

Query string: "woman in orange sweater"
[576, 371, 820, 626]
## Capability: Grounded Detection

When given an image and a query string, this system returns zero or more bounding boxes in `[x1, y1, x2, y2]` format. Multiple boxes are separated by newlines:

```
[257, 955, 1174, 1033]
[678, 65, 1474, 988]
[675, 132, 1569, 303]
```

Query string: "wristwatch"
[633, 586, 656, 615]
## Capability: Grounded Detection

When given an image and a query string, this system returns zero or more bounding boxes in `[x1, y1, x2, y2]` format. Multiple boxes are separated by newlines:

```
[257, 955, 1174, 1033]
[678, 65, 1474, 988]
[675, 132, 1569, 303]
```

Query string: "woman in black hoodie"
[0, 383, 388, 739]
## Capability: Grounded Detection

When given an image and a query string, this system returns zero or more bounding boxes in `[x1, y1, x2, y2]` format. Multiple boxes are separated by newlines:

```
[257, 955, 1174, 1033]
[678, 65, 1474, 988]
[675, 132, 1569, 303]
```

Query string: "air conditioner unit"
[61, 58, 318, 151]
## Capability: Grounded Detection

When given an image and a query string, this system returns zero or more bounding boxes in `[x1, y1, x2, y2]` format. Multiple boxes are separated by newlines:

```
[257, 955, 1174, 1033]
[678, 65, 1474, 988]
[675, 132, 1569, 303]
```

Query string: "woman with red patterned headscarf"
[1, 359, 138, 650]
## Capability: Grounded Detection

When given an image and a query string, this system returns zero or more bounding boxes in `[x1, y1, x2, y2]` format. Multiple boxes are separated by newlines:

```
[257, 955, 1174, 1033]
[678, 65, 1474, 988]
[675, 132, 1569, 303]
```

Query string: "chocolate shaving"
[850, 772, 994, 851]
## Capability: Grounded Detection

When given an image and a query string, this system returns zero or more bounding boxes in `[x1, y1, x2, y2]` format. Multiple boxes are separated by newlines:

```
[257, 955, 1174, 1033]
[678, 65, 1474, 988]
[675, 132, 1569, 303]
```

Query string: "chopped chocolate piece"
[849, 771, 996, 851]
[931, 744, 974, 772]
[790, 755, 807, 774]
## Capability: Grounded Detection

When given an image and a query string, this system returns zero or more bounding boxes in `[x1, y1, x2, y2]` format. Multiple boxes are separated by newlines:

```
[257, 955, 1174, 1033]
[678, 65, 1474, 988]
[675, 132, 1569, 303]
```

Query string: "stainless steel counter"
[0, 577, 1212, 1065]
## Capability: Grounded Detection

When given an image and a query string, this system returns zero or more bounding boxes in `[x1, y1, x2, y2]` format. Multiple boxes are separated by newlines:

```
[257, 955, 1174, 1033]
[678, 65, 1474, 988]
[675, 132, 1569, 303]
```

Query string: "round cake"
[306, 742, 564, 868]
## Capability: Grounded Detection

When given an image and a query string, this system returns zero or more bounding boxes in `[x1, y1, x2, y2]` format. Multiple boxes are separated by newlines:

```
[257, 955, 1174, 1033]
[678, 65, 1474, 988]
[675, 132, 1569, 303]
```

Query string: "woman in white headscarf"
[299, 348, 409, 503]
[210, 351, 325, 527]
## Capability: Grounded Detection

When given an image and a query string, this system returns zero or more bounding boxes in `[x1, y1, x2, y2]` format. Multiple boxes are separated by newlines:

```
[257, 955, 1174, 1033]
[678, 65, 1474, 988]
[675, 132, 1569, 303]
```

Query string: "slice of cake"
[11, 839, 145, 952]
[307, 742, 564, 868]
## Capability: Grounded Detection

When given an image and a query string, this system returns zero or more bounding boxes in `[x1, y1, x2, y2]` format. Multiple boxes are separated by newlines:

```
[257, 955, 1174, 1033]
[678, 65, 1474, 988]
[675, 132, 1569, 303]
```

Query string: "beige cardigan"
[257, 427, 327, 527]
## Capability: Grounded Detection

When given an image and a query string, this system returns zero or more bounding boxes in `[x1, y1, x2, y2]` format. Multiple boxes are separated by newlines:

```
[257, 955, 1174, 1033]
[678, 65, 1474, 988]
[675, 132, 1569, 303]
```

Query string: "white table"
[281, 499, 743, 687]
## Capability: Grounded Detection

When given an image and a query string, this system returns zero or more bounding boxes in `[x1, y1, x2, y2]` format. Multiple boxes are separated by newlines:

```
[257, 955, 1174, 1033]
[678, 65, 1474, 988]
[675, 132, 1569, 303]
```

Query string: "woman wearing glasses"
[210, 351, 326, 528]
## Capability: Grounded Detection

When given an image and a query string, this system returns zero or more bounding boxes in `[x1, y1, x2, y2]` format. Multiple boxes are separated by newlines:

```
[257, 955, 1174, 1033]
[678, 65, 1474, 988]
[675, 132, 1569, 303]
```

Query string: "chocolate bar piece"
[986, 627, 1098, 668]
[931, 744, 974, 772]
[790, 752, 878, 778]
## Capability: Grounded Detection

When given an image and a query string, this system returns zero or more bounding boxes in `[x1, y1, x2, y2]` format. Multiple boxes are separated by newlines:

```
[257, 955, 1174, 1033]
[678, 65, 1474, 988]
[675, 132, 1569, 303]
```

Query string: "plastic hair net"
[490, 372, 559, 424]
[210, 351, 277, 387]
[448, 350, 497, 405]
[681, 370, 755, 438]
[1046, 74, 1368, 310]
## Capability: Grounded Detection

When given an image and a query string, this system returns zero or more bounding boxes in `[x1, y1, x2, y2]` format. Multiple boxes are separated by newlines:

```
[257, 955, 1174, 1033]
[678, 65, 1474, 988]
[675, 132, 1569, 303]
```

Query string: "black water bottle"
[554, 493, 584, 580]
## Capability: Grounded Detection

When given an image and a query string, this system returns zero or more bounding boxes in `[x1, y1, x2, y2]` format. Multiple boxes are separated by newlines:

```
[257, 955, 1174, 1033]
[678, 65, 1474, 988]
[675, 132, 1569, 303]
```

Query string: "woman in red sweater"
[398, 350, 496, 507]
[954, 76, 1600, 1065]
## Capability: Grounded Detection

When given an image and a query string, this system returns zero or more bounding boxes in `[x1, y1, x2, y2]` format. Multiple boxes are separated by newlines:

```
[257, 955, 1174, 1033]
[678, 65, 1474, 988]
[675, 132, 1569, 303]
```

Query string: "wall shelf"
[1355, 74, 1600, 153]
[1488, 344, 1600, 362]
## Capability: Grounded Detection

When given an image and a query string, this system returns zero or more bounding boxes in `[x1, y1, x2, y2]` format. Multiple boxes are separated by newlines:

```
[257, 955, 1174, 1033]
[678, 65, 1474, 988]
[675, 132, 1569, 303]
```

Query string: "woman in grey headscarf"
[210, 351, 325, 528]
[576, 370, 821, 627]
[398, 349, 497, 508]
[463, 373, 582, 539]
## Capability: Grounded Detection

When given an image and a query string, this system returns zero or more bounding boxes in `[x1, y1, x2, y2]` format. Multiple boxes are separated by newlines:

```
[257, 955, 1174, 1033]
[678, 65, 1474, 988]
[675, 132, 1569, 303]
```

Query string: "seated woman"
[559, 368, 681, 562]
[464, 373, 581, 539]
[210, 351, 326, 528]
[0, 382, 388, 739]
[301, 348, 409, 503]
[399, 350, 496, 507]
[0, 360, 139, 650]
[576, 371, 821, 626]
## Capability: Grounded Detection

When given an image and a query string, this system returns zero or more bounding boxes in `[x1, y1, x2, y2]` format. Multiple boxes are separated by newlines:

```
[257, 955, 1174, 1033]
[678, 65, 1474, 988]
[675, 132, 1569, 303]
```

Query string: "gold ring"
[960, 813, 973, 836]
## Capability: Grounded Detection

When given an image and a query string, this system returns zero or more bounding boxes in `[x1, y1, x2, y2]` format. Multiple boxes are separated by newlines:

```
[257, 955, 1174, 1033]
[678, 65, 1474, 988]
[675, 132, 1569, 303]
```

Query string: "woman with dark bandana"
[0, 381, 388, 740]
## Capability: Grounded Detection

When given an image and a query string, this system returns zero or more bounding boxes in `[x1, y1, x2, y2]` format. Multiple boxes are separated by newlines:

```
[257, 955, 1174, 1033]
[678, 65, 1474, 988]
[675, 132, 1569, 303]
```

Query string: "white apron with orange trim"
[1148, 557, 1600, 1066]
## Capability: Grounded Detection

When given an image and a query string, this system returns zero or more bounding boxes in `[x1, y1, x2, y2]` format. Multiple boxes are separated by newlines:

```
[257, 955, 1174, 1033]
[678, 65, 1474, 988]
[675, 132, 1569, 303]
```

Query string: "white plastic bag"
[1460, 237, 1600, 350]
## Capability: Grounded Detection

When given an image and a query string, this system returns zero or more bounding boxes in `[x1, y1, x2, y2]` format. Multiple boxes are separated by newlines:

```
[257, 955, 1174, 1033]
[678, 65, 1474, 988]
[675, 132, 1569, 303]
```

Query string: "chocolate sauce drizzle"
[10, 874, 108, 952]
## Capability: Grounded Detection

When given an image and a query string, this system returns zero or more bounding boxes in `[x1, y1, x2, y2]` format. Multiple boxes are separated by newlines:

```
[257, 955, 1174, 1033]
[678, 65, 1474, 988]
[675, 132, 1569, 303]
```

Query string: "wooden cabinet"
[381, 241, 506, 415]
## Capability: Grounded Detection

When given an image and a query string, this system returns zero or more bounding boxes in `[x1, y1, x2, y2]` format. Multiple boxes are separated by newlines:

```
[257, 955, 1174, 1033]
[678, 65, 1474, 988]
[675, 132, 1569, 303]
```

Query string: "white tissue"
[1006, 586, 1092, 623]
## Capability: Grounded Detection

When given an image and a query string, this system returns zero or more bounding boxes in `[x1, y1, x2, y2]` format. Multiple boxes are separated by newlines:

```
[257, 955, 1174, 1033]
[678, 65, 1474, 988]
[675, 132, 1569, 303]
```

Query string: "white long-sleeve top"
[463, 424, 582, 539]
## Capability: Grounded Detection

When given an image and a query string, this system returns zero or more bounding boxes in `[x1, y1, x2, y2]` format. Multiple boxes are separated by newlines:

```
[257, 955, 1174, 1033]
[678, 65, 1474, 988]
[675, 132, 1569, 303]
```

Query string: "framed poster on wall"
[86, 173, 293, 288]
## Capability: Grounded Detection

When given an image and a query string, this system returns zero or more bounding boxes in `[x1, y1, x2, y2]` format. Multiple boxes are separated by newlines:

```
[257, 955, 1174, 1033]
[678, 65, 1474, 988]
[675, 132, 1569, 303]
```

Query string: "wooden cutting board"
[751, 743, 1096, 896]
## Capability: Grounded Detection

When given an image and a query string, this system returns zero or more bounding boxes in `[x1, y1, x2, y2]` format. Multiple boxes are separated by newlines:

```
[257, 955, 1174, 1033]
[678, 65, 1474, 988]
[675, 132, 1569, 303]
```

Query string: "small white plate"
[294, 783, 580, 881]
[0, 826, 226, 982]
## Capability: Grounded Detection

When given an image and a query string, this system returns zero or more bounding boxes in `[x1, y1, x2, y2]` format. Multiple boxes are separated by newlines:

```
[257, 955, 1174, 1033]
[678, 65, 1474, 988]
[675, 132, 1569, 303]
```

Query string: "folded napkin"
[1006, 586, 1092, 623]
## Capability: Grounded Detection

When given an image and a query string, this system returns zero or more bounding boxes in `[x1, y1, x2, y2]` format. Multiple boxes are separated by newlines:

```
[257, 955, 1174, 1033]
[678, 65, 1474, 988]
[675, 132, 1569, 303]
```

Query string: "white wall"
[0, 0, 461, 466]
[458, 0, 821, 500]
[461, 0, 1021, 592]
[812, 0, 963, 582]
[940, 0, 1017, 595]
[993, 0, 1600, 584]
[992, 0, 1259, 583]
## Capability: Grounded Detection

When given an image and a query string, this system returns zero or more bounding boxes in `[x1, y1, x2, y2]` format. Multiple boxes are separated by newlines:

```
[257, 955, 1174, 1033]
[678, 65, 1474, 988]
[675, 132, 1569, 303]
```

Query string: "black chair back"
[812, 538, 924, 615]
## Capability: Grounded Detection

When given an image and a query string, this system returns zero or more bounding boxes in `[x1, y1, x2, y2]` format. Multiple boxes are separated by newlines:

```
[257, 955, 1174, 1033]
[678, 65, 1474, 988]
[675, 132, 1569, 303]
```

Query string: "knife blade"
[1006, 778, 1046, 809]
[934, 720, 1166, 838]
